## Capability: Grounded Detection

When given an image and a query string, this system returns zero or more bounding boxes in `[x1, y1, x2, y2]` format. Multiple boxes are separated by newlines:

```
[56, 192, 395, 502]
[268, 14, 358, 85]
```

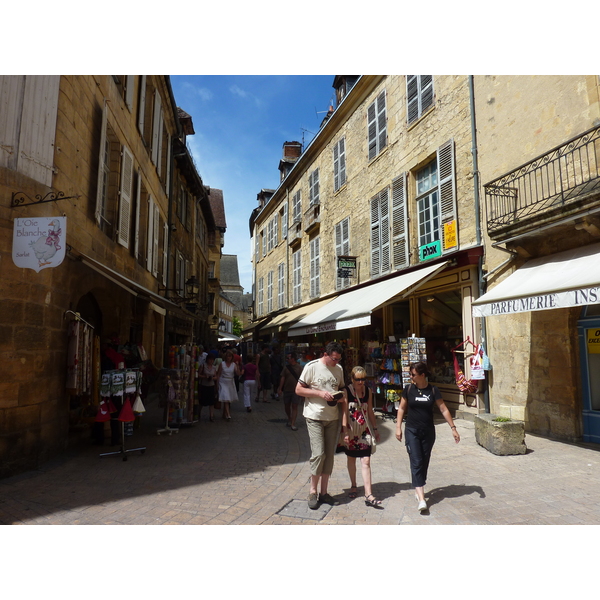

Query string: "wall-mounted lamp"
[159, 275, 200, 304]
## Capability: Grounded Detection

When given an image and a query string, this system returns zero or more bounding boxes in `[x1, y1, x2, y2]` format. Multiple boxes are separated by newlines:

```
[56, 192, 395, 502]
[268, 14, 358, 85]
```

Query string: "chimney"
[279, 141, 303, 182]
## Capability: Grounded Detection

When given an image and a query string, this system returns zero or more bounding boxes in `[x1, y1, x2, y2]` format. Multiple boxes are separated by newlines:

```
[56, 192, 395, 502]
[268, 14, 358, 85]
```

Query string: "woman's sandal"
[365, 494, 383, 508]
[348, 487, 358, 499]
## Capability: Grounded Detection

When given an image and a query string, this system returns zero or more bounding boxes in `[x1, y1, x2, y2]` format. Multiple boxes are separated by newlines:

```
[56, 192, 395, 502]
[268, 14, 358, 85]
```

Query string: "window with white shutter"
[293, 249, 302, 305]
[267, 271, 273, 313]
[95, 99, 109, 227]
[146, 196, 155, 273]
[333, 138, 346, 191]
[407, 76, 434, 124]
[280, 204, 288, 240]
[125, 76, 135, 111]
[117, 145, 134, 248]
[278, 262, 285, 309]
[292, 190, 302, 223]
[392, 173, 409, 269]
[137, 75, 147, 137]
[438, 139, 457, 253]
[309, 168, 320, 205]
[370, 188, 390, 277]
[134, 169, 141, 259]
[335, 217, 350, 290]
[152, 202, 160, 277]
[368, 90, 387, 161]
[162, 221, 168, 285]
[151, 90, 163, 168]
[310, 236, 321, 298]
[258, 277, 264, 316]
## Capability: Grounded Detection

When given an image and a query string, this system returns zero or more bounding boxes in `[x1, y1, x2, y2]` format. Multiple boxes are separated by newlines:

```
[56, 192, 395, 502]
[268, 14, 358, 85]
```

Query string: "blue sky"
[170, 75, 336, 293]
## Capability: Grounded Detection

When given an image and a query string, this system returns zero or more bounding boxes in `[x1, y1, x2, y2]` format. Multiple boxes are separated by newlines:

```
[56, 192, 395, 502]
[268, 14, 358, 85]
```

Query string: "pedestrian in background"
[258, 345, 272, 403]
[241, 354, 258, 413]
[395, 361, 460, 513]
[278, 352, 303, 430]
[198, 353, 218, 422]
[270, 344, 283, 400]
[296, 341, 348, 510]
[217, 350, 240, 421]
[338, 366, 382, 507]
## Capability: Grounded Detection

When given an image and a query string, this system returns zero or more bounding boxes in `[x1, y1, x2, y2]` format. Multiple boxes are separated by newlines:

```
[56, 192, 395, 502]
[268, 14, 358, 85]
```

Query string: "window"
[278, 262, 285, 309]
[370, 188, 390, 277]
[292, 190, 302, 223]
[280, 204, 288, 240]
[310, 236, 320, 298]
[335, 217, 350, 290]
[309, 168, 320, 205]
[368, 90, 387, 160]
[267, 271, 274, 313]
[146, 196, 160, 276]
[293, 249, 302, 305]
[258, 277, 264, 316]
[415, 140, 457, 256]
[117, 145, 134, 248]
[267, 214, 279, 252]
[333, 138, 346, 191]
[407, 76, 434, 124]
[262, 229, 266, 257]
[392, 173, 409, 269]
[151, 90, 163, 170]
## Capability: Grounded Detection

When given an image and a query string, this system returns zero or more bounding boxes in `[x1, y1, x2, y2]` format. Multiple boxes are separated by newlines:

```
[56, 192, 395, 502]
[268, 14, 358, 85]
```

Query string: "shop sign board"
[12, 216, 66, 273]
[588, 329, 600, 354]
[443, 220, 457, 250]
[419, 240, 442, 262]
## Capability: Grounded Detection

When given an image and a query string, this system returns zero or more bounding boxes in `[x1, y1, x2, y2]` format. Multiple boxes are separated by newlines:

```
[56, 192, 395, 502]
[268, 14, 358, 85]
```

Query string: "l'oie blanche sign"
[472, 286, 600, 317]
[13, 217, 66, 273]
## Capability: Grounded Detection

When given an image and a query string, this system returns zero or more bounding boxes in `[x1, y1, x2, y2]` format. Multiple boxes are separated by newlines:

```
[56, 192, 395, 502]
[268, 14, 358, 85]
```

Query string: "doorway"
[578, 305, 600, 443]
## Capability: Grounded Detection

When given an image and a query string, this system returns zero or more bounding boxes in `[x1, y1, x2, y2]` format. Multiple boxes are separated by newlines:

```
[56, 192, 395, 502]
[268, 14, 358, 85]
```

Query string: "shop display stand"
[156, 410, 179, 435]
[100, 422, 146, 461]
[157, 375, 179, 435]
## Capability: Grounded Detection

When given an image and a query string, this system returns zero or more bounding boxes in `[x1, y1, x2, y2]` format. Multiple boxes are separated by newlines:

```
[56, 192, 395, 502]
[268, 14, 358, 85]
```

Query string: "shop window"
[418, 290, 463, 385]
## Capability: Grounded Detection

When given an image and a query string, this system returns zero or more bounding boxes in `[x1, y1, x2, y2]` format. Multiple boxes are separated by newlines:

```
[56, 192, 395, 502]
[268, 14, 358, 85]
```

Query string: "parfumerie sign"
[472, 286, 600, 317]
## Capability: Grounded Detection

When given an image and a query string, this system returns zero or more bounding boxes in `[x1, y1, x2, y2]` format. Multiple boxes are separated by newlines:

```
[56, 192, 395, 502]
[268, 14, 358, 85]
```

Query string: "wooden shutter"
[310, 168, 319, 205]
[437, 139, 457, 253]
[392, 173, 409, 269]
[336, 217, 350, 289]
[162, 221, 168, 285]
[0, 76, 24, 171]
[371, 189, 390, 277]
[376, 90, 387, 155]
[95, 99, 108, 225]
[117, 145, 134, 247]
[151, 90, 162, 166]
[421, 76, 434, 113]
[153, 202, 160, 276]
[134, 169, 141, 259]
[368, 100, 377, 160]
[380, 188, 390, 273]
[338, 138, 346, 188]
[125, 76, 135, 111]
[281, 203, 288, 239]
[293, 249, 302, 305]
[146, 196, 154, 272]
[370, 194, 381, 276]
[267, 271, 273, 313]
[310, 236, 320, 298]
[137, 75, 146, 135]
[278, 262, 285, 309]
[407, 76, 419, 124]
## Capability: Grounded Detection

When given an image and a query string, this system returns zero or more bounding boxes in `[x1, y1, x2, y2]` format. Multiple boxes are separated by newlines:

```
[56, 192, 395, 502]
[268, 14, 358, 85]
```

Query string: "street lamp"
[159, 275, 200, 305]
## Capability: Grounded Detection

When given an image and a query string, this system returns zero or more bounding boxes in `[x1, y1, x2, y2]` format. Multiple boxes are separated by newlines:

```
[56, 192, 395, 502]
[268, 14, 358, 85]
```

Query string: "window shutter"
[165, 133, 171, 197]
[336, 217, 350, 289]
[421, 75, 434, 113]
[151, 90, 162, 166]
[370, 194, 381, 277]
[267, 271, 273, 313]
[0, 76, 24, 171]
[117, 145, 134, 247]
[310, 169, 319, 205]
[153, 203, 160, 276]
[333, 143, 340, 191]
[134, 169, 141, 259]
[407, 76, 419, 124]
[125, 76, 135, 111]
[310, 237, 320, 298]
[281, 203, 288, 239]
[392, 173, 409, 269]
[437, 139, 457, 253]
[95, 99, 108, 225]
[162, 221, 168, 285]
[380, 188, 390, 273]
[146, 196, 154, 272]
[293, 250, 302, 305]
[274, 213, 279, 246]
[278, 262, 285, 309]
[137, 75, 146, 135]
[367, 100, 377, 160]
[377, 90, 387, 154]
[339, 138, 346, 187]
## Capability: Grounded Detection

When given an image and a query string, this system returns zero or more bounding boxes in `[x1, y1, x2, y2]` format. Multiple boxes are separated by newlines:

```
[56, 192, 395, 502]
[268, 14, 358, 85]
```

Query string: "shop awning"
[287, 261, 448, 337]
[472, 243, 600, 317]
[219, 332, 242, 342]
[260, 296, 338, 335]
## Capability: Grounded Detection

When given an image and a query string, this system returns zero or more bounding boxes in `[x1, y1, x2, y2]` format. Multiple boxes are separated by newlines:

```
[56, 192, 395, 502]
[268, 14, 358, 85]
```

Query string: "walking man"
[295, 341, 348, 510]
[278, 352, 303, 430]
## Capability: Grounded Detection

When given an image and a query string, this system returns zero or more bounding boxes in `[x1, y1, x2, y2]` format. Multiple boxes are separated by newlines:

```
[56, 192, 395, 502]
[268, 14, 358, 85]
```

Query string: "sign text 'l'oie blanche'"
[301, 322, 337, 335]
[488, 287, 600, 315]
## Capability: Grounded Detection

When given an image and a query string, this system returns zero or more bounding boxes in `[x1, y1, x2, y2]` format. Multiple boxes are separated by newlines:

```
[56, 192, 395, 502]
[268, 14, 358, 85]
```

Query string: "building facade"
[0, 75, 217, 477]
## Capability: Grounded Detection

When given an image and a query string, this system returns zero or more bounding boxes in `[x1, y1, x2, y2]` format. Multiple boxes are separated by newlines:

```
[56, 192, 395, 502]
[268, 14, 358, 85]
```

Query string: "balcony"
[484, 125, 600, 241]
[288, 220, 302, 247]
[304, 202, 321, 234]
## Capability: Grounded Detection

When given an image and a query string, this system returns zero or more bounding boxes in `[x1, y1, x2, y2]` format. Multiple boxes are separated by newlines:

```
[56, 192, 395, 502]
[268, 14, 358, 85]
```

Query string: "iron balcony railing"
[484, 124, 600, 234]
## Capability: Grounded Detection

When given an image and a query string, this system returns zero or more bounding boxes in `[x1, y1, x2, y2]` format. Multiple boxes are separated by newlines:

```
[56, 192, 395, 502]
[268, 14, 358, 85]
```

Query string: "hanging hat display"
[118, 397, 136, 422]
[95, 400, 111, 422]
[132, 394, 146, 414]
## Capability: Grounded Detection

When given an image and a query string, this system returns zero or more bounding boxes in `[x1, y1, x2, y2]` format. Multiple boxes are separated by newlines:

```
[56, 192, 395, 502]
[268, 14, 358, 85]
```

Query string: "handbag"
[361, 389, 377, 454]
[452, 350, 479, 394]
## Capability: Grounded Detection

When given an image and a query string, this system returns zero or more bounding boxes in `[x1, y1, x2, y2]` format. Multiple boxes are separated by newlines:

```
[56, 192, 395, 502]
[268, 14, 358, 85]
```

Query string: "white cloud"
[229, 84, 263, 108]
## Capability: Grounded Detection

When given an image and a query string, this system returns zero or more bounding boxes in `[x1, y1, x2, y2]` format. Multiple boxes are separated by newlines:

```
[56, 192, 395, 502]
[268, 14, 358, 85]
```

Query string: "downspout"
[469, 75, 490, 413]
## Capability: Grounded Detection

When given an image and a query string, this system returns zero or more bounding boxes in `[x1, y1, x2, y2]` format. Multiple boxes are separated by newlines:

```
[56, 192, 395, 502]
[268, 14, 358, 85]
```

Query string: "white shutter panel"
[146, 196, 154, 272]
[137, 75, 146, 135]
[18, 75, 60, 186]
[407, 76, 419, 123]
[370, 194, 380, 277]
[310, 236, 320, 298]
[339, 138, 346, 187]
[377, 90, 387, 154]
[125, 76, 135, 111]
[421, 76, 434, 112]
[333, 143, 340, 191]
[134, 169, 141, 259]
[0, 76, 24, 171]
[282, 203, 288, 239]
[162, 221, 168, 285]
[293, 250, 302, 305]
[367, 100, 377, 160]
[95, 99, 108, 225]
[380, 188, 390, 273]
[336, 218, 351, 290]
[151, 90, 162, 166]
[165, 133, 171, 196]
[437, 139, 457, 253]
[392, 173, 409, 269]
[117, 145, 134, 247]
[153, 203, 160, 276]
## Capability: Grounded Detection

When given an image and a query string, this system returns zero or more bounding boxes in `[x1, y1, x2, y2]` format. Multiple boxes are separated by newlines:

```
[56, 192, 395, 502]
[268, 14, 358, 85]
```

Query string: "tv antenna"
[301, 127, 316, 151]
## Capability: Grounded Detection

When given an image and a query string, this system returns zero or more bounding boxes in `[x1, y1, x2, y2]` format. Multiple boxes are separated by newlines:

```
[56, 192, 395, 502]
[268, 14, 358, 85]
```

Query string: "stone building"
[0, 75, 216, 477]
[251, 75, 484, 418]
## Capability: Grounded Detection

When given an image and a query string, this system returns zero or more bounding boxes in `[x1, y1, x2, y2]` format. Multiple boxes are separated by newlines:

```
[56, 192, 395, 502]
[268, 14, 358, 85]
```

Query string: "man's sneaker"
[308, 492, 319, 510]
[319, 493, 339, 506]
[418, 499, 427, 512]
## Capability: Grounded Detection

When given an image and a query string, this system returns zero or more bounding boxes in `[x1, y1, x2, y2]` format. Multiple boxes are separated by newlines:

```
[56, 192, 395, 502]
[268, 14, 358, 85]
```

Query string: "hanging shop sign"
[337, 255, 357, 279]
[12, 216, 66, 273]
[419, 240, 442, 262]
[443, 220, 457, 250]
[588, 329, 600, 354]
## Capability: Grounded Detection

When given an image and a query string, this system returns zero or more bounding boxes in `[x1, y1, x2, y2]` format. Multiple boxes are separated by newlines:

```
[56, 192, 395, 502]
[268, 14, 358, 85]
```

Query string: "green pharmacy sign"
[419, 240, 442, 262]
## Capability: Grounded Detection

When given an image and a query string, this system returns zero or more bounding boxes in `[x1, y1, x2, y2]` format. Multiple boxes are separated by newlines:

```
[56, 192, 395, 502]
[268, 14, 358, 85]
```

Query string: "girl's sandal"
[365, 494, 383, 508]
[348, 487, 358, 499]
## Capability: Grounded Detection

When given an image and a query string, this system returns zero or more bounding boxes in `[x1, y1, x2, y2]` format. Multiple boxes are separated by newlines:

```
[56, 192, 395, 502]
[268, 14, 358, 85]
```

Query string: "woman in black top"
[395, 361, 460, 513]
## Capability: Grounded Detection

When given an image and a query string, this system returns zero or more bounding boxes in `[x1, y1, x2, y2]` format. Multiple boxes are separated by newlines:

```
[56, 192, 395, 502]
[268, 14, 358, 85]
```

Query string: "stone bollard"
[474, 413, 527, 456]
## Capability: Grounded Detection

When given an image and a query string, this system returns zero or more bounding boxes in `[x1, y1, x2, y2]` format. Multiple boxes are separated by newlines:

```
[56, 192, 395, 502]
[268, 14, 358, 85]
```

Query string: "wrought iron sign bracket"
[11, 190, 81, 208]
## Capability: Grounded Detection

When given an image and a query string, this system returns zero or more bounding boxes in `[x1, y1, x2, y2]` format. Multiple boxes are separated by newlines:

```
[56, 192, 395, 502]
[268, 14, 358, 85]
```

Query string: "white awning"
[260, 296, 338, 334]
[287, 261, 448, 337]
[472, 243, 600, 317]
[219, 332, 242, 342]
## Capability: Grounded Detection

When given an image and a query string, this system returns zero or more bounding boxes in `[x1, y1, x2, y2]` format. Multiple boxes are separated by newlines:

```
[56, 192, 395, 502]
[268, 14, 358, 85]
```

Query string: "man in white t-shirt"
[295, 342, 348, 510]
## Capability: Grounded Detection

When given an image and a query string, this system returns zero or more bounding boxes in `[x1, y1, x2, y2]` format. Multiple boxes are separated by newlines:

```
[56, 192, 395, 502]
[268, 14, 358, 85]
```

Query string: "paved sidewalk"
[1, 390, 600, 525]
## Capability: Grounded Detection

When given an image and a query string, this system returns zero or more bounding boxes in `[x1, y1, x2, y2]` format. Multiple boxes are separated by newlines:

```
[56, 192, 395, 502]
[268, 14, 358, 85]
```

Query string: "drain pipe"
[469, 75, 490, 413]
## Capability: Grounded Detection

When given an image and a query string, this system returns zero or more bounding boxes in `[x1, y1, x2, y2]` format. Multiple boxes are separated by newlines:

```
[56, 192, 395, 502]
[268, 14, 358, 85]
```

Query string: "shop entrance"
[578, 305, 600, 443]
